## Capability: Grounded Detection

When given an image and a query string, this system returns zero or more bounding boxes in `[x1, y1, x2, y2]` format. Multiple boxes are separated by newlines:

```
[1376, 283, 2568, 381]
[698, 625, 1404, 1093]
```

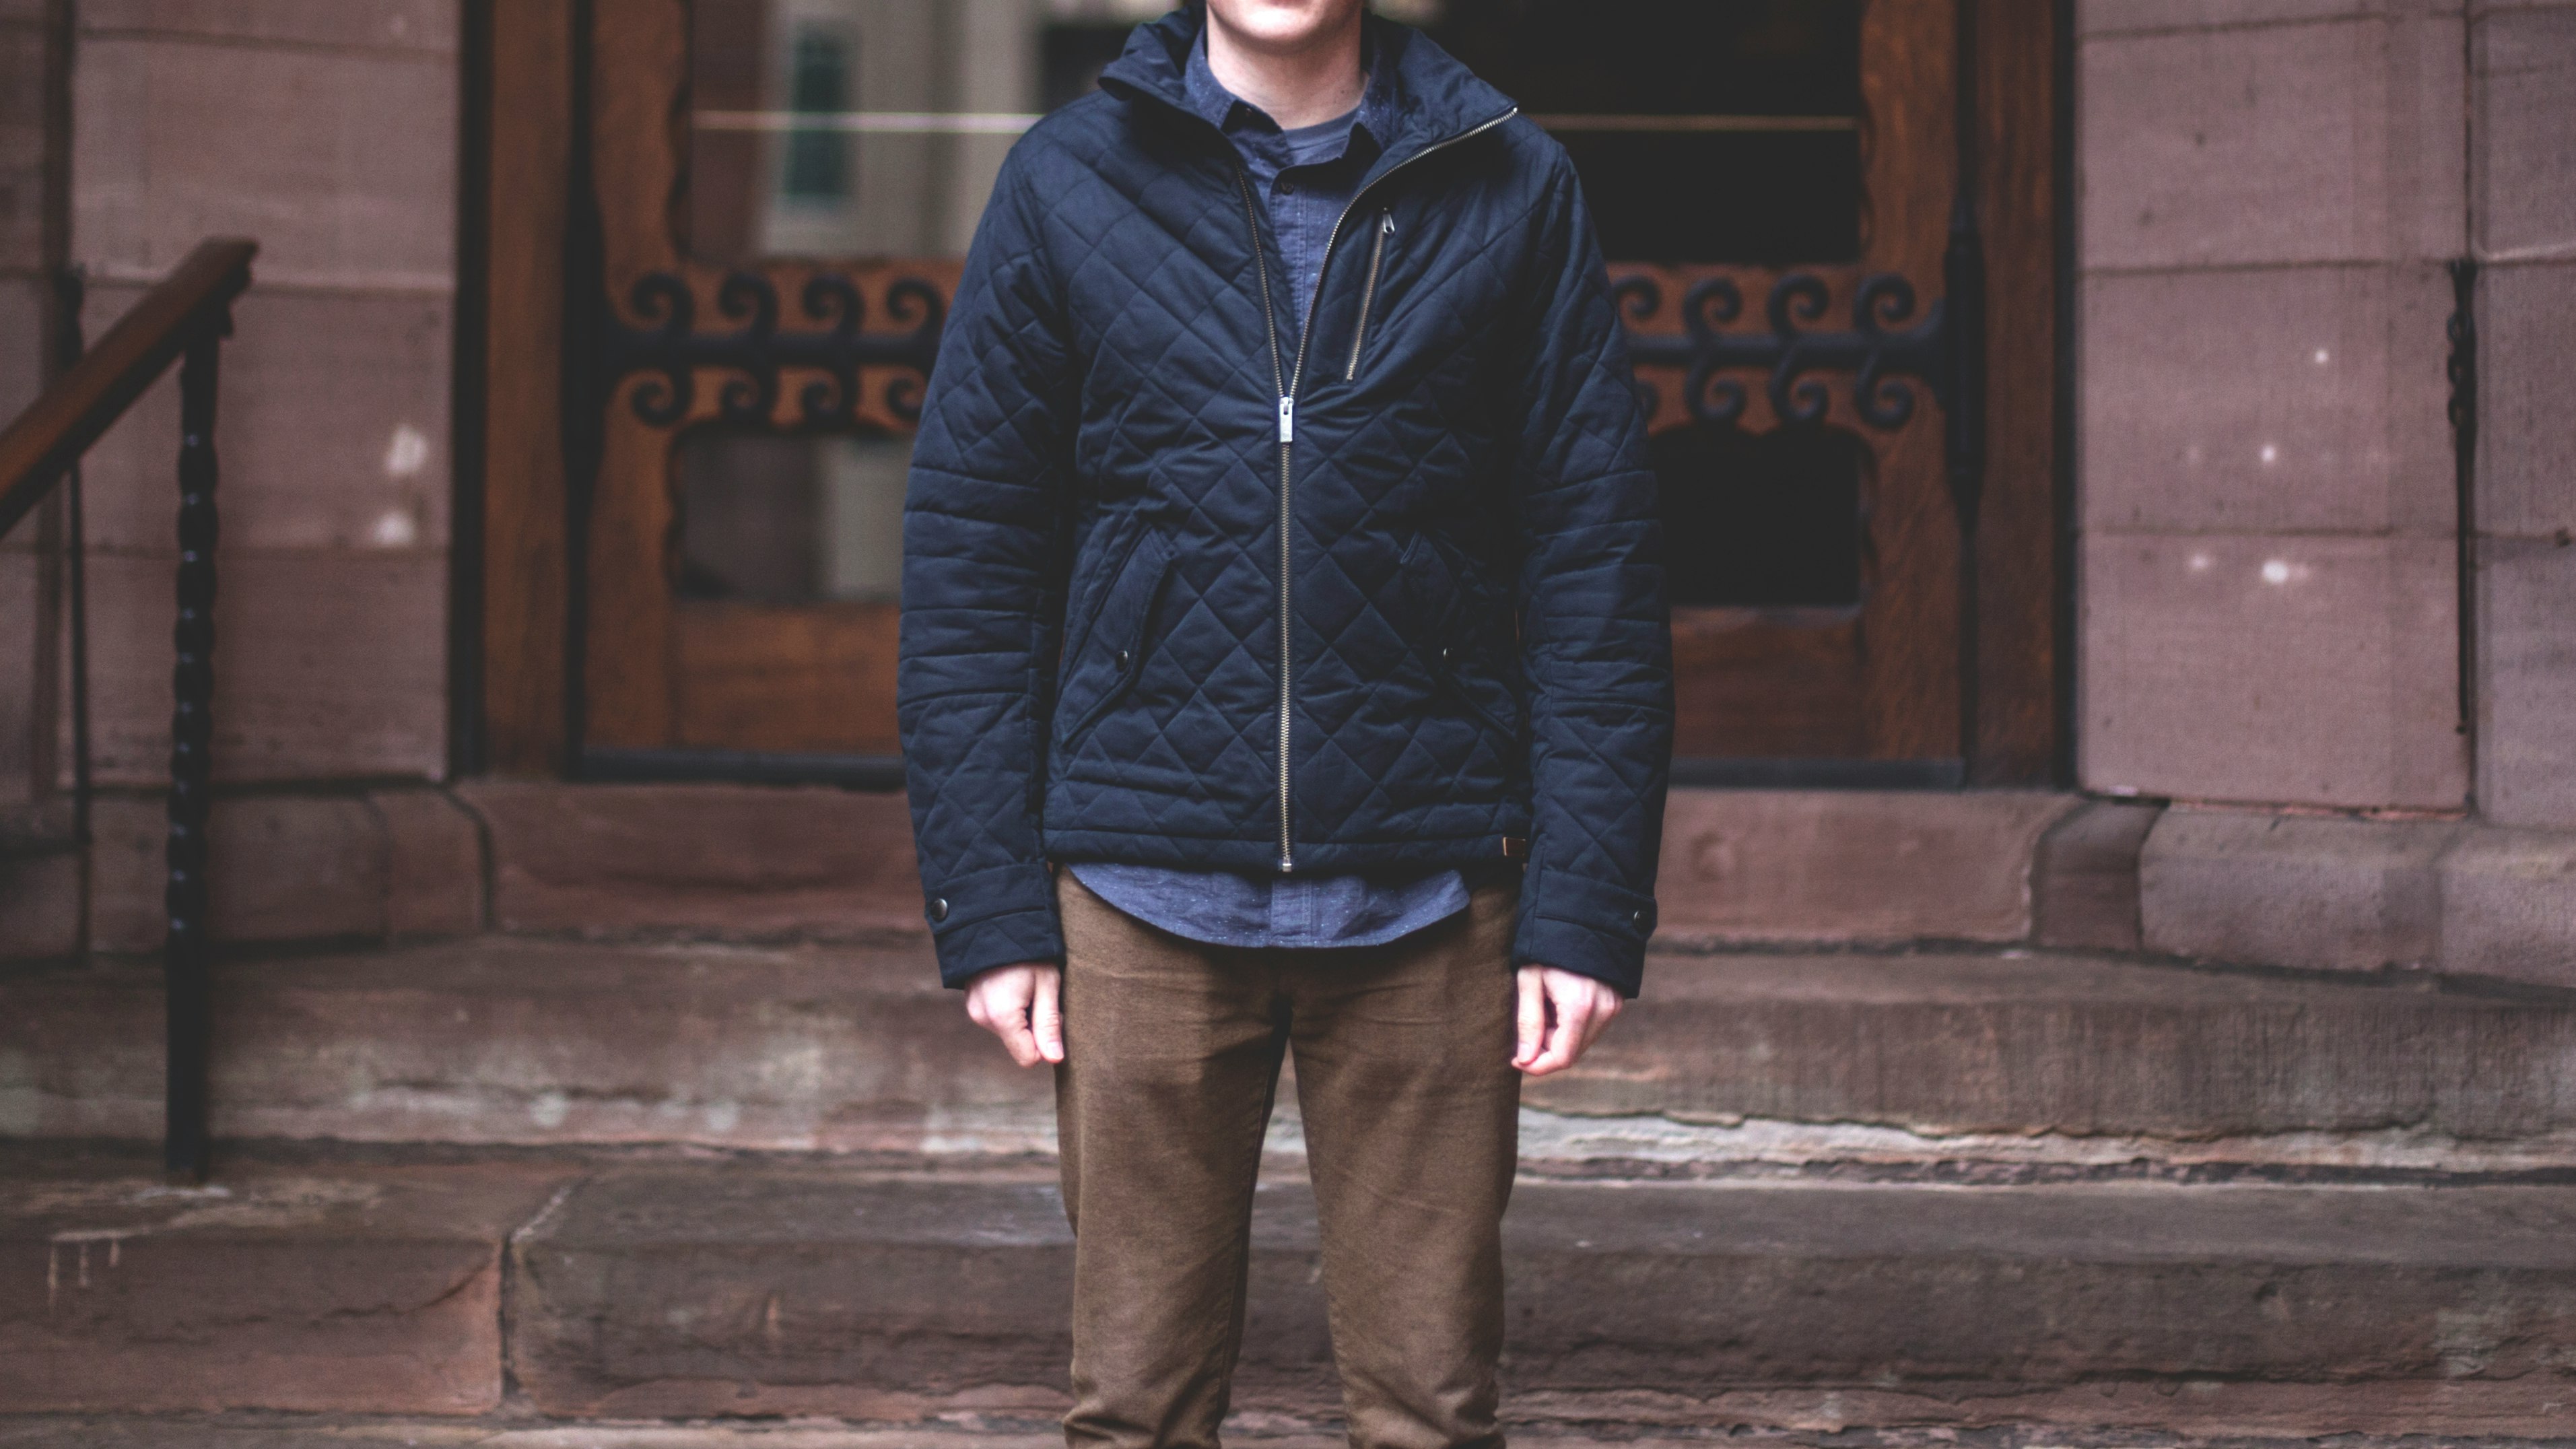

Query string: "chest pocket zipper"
[1344, 211, 1396, 382]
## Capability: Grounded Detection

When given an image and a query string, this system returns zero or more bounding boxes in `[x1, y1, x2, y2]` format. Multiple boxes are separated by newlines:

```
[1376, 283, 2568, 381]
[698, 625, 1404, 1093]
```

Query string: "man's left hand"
[1512, 966, 1623, 1076]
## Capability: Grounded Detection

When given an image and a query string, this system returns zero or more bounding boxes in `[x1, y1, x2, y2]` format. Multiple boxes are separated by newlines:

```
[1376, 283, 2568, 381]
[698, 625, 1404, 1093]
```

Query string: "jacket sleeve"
[1504, 154, 1674, 998]
[898, 146, 1077, 988]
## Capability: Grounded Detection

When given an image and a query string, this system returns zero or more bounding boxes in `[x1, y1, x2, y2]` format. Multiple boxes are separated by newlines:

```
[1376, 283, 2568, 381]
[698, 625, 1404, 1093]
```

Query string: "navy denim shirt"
[1066, 32, 1470, 952]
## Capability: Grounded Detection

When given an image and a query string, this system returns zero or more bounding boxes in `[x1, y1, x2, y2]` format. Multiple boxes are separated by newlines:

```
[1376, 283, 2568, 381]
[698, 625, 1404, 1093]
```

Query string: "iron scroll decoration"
[600, 265, 1970, 447]
[1615, 270, 1953, 432]
[600, 268, 948, 428]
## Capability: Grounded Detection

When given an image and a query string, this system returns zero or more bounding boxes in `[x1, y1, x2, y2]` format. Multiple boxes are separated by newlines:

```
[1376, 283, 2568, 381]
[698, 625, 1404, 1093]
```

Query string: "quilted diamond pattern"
[898, 9, 1672, 994]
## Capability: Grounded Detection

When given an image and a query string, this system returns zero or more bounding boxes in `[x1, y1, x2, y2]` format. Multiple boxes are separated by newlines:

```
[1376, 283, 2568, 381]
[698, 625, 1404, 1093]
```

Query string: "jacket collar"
[1099, 2, 1516, 165]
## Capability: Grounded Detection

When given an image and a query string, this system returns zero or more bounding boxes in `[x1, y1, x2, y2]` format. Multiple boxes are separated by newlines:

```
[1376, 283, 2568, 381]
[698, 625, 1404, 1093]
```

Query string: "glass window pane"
[690, 0, 1104, 263]
[1423, 0, 1862, 264]
[677, 431, 910, 605]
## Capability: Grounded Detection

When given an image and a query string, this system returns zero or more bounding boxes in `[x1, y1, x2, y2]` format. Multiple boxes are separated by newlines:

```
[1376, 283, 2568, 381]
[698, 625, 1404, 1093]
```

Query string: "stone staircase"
[7, 784, 2576, 1444]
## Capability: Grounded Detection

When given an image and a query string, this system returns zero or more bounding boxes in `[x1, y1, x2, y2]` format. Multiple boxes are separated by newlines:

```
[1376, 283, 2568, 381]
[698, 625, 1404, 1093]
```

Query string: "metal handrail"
[0, 236, 256, 1182]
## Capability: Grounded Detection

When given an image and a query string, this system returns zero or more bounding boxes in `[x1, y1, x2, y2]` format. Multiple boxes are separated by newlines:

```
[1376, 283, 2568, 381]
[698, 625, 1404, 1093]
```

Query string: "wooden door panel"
[567, 0, 2027, 775]
[675, 599, 901, 754]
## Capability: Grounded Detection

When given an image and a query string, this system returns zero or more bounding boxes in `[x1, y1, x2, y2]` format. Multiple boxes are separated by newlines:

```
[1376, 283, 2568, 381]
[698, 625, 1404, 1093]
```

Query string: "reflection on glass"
[678, 431, 911, 605]
[689, 0, 1852, 265]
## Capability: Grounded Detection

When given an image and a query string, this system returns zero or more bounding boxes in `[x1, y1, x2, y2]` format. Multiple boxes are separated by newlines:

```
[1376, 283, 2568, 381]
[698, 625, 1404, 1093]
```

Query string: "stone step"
[11, 938, 2576, 1168]
[9, 1149, 2575, 1436]
[0, 1151, 573, 1415]
[0, 1425, 2535, 1449]
[51, 784, 2129, 961]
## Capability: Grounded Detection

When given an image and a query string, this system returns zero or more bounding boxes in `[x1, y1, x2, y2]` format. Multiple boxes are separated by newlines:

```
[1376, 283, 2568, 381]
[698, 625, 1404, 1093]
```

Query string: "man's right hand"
[965, 962, 1065, 1067]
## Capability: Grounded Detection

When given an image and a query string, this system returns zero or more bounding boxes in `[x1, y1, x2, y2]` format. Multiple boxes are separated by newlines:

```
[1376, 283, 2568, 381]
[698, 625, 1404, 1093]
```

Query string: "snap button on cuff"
[1629, 908, 1649, 929]
[929, 897, 950, 922]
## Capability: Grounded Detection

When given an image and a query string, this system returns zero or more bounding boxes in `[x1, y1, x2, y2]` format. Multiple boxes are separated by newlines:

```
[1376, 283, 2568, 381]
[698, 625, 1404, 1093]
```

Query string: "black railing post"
[165, 319, 226, 1183]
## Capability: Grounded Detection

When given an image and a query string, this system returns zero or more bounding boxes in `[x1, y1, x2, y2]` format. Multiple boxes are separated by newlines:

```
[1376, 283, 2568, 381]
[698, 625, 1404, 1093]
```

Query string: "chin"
[1207, 0, 1365, 50]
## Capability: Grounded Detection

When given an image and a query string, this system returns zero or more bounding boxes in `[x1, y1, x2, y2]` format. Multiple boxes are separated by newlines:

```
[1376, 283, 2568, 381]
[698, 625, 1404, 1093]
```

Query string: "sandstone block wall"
[0, 0, 57, 815]
[2471, 2, 2576, 830]
[69, 0, 459, 786]
[2076, 0, 2472, 811]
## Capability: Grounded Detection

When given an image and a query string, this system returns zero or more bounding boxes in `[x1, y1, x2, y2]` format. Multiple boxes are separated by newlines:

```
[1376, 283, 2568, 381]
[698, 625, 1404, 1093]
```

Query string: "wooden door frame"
[460, 0, 2069, 786]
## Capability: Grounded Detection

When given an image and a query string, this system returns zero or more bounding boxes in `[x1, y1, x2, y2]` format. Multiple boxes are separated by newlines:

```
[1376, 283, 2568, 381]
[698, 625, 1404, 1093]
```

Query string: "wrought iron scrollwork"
[600, 267, 947, 427]
[1615, 270, 1953, 434]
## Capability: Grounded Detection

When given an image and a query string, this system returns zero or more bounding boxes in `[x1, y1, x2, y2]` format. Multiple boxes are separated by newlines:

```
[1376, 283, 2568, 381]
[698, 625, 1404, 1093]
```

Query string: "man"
[897, 2, 1670, 1446]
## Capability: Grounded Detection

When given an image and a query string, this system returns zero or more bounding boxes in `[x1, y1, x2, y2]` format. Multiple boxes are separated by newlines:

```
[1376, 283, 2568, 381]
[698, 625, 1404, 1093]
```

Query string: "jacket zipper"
[1232, 166, 1295, 872]
[1236, 106, 1519, 875]
[1344, 211, 1394, 382]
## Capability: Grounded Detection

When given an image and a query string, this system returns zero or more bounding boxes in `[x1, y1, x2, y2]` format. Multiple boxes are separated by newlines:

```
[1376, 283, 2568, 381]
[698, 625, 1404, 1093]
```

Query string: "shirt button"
[1437, 646, 1452, 665]
[1116, 647, 1134, 669]
[930, 897, 950, 922]
[1277, 180, 1295, 195]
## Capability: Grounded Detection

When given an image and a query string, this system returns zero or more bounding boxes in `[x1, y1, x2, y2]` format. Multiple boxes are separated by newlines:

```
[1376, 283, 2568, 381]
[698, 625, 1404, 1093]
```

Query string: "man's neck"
[1203, 7, 1365, 129]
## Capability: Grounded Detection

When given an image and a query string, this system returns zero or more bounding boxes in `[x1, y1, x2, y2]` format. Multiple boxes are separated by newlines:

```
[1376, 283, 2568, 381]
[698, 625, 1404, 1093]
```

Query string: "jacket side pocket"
[1058, 529, 1175, 745]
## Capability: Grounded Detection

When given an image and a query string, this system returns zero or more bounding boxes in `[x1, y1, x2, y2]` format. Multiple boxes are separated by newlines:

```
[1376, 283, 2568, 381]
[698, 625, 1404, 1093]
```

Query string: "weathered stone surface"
[2478, 535, 2576, 830]
[33, 934, 2575, 1162]
[2439, 825, 2576, 989]
[0, 546, 43, 812]
[0, 938, 1048, 1149]
[2141, 809, 2465, 973]
[0, 21, 44, 269]
[2080, 264, 2453, 536]
[0, 1151, 573, 1414]
[459, 783, 924, 940]
[78, 285, 453, 553]
[511, 1163, 2576, 1434]
[2030, 799, 2161, 950]
[1652, 790, 2079, 945]
[72, 34, 454, 287]
[82, 551, 447, 785]
[2080, 533, 2466, 809]
[90, 793, 384, 952]
[86, 788, 483, 953]
[2477, 260, 2576, 541]
[0, 1426, 2556, 1449]
[1535, 947, 2576, 1143]
[79, 0, 458, 53]
[0, 847, 79, 963]
[0, 274, 40, 415]
[2080, 13, 2466, 269]
[376, 788, 484, 938]
[2078, 0, 2387, 34]
[2479, 261, 2576, 527]
[2474, 6, 2576, 258]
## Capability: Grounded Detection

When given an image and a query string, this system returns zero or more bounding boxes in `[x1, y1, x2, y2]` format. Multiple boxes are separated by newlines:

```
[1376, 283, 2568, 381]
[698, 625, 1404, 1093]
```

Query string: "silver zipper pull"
[1381, 211, 1396, 236]
[1277, 395, 1295, 443]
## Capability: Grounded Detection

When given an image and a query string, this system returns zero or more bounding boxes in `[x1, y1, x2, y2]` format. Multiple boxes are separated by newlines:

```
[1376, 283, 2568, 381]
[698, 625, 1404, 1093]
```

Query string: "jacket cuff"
[1510, 868, 1657, 998]
[925, 862, 1064, 988]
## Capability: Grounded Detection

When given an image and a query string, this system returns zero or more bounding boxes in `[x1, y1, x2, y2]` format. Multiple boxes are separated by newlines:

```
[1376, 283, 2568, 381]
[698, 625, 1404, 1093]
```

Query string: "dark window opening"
[1424, 0, 1861, 264]
[1652, 421, 1865, 607]
[781, 30, 851, 200]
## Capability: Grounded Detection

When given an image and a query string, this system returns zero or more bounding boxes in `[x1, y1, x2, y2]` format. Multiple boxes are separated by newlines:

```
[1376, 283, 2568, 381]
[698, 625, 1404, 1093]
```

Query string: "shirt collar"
[1183, 24, 1392, 154]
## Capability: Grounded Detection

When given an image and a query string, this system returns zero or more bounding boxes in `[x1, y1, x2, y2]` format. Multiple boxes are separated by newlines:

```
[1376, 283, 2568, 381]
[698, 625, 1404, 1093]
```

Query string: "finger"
[994, 1001, 1042, 1068]
[1513, 969, 1546, 1067]
[1032, 970, 1066, 1065]
[1574, 988, 1621, 1056]
[1528, 992, 1594, 1077]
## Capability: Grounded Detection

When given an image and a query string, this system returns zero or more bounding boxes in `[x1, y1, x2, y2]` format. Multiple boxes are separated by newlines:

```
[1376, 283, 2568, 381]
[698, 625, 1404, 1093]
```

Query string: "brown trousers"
[1053, 871, 1522, 1449]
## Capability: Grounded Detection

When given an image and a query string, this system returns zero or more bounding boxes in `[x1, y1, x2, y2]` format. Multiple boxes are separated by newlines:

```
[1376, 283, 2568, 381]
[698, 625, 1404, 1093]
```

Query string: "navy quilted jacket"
[898, 5, 1672, 995]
